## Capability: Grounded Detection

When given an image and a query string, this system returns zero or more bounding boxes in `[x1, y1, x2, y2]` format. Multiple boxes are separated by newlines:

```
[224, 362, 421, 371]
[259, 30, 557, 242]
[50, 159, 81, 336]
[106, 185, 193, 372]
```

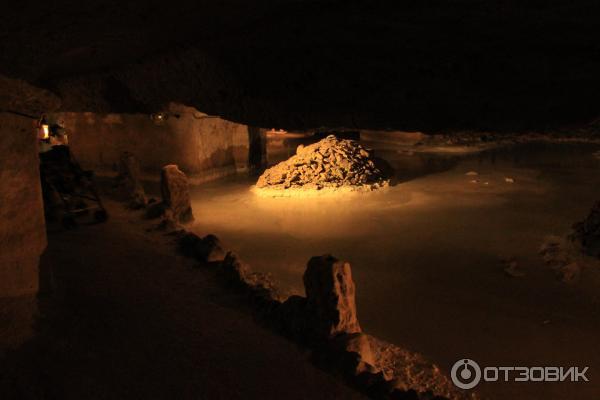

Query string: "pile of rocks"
[256, 135, 390, 191]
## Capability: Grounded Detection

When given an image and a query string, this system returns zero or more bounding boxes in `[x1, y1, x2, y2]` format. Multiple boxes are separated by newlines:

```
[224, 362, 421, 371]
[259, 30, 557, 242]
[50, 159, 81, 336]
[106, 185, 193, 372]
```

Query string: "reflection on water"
[190, 142, 600, 400]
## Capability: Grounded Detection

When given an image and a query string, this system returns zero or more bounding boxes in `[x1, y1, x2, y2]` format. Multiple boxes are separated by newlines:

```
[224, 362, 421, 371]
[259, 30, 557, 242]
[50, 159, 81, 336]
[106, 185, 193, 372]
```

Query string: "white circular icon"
[451, 359, 482, 390]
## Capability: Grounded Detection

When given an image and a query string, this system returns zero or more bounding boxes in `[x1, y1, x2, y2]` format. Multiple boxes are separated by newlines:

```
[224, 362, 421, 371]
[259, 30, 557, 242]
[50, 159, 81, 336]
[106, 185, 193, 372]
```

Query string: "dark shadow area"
[1, 1, 598, 132]
[0, 193, 366, 400]
[248, 126, 265, 173]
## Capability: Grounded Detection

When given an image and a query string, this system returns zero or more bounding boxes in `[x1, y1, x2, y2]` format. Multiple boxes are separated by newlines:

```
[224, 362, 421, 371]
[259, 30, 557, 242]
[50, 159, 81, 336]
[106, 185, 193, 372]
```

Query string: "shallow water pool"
[190, 141, 600, 400]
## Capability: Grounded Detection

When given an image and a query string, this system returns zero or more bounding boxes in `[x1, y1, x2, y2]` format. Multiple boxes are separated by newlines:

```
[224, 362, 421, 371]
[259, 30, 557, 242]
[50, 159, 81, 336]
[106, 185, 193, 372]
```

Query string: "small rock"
[200, 234, 226, 262]
[557, 262, 580, 283]
[331, 333, 376, 376]
[157, 209, 179, 231]
[465, 171, 479, 176]
[504, 177, 515, 183]
[145, 201, 167, 219]
[503, 258, 525, 278]
[178, 232, 225, 262]
[571, 201, 600, 258]
[355, 369, 387, 393]
[220, 252, 251, 284]
[178, 232, 203, 256]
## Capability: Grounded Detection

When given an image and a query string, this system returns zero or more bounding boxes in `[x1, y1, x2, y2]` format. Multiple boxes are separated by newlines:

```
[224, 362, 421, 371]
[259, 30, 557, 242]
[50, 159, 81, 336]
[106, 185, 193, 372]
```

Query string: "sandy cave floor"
[0, 198, 367, 400]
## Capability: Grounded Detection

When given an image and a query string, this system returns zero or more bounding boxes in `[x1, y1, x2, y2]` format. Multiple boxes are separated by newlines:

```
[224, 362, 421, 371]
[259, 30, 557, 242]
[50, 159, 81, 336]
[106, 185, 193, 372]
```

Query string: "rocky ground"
[0, 198, 368, 400]
[1, 175, 471, 399]
[540, 201, 600, 284]
[256, 135, 391, 193]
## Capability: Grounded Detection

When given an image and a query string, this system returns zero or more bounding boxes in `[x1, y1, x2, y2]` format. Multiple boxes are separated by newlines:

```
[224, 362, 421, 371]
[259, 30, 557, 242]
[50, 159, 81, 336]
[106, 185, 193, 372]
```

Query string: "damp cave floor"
[0, 199, 366, 400]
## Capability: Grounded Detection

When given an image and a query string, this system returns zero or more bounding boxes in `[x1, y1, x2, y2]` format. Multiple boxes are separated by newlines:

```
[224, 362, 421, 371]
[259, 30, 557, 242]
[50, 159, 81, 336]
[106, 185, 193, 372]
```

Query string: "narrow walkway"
[2, 200, 365, 400]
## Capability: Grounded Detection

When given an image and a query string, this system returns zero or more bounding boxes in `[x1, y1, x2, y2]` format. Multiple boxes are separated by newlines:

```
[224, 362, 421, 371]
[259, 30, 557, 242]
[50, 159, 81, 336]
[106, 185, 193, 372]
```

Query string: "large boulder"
[115, 151, 147, 208]
[571, 201, 600, 258]
[160, 164, 194, 223]
[256, 135, 390, 191]
[303, 255, 361, 339]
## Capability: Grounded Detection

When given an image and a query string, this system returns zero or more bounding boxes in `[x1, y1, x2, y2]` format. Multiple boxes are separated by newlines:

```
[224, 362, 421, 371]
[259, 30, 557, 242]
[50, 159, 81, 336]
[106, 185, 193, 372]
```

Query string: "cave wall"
[57, 103, 253, 183]
[0, 113, 46, 297]
[0, 76, 56, 302]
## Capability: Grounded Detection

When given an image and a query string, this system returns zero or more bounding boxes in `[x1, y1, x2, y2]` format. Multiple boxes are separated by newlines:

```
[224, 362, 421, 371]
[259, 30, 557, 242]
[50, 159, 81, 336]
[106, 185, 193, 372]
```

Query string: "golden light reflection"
[41, 124, 49, 139]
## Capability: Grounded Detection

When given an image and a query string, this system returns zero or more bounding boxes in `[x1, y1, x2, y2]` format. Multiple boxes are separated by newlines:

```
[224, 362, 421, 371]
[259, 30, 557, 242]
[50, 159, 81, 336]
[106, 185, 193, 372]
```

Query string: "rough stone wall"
[0, 113, 47, 297]
[56, 103, 253, 183]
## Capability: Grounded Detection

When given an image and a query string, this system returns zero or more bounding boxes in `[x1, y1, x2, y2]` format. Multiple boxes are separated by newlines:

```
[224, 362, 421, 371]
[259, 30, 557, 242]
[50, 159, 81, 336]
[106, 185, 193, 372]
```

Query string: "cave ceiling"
[1, 0, 599, 131]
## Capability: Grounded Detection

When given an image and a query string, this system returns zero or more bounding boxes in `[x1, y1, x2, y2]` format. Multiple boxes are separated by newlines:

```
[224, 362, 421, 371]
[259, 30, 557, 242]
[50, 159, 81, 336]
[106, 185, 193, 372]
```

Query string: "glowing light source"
[41, 124, 49, 139]
[150, 112, 168, 125]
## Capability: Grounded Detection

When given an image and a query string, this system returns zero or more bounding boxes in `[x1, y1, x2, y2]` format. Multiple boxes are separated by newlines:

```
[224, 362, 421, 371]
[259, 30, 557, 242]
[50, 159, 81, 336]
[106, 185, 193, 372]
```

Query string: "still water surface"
[190, 141, 600, 400]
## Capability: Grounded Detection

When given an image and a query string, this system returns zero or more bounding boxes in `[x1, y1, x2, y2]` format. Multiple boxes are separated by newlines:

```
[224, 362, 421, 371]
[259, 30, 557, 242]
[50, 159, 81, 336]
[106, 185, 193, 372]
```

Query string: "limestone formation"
[303, 255, 361, 339]
[115, 152, 147, 208]
[160, 164, 194, 223]
[256, 135, 390, 191]
[571, 201, 600, 258]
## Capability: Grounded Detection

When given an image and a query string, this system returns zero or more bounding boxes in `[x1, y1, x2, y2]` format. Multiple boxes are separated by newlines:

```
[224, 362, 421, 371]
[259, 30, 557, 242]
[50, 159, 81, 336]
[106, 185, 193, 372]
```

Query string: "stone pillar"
[116, 151, 147, 208]
[303, 254, 361, 339]
[161, 164, 194, 223]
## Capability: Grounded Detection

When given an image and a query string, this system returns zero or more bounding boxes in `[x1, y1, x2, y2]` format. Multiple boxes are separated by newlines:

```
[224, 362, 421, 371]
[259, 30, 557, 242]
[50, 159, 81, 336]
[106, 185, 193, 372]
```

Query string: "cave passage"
[2, 2, 600, 400]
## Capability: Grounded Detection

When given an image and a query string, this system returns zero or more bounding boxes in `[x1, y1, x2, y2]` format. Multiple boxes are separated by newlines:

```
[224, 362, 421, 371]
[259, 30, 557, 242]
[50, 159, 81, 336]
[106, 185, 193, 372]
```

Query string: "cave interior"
[1, 2, 600, 400]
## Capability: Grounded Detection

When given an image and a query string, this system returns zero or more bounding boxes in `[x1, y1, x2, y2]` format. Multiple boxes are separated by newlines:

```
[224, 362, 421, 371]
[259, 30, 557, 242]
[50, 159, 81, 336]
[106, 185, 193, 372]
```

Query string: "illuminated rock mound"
[255, 135, 390, 193]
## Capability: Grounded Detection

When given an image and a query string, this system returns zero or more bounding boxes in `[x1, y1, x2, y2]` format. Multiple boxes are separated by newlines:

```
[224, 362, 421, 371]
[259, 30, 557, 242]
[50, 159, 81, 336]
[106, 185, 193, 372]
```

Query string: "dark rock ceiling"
[1, 0, 599, 131]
